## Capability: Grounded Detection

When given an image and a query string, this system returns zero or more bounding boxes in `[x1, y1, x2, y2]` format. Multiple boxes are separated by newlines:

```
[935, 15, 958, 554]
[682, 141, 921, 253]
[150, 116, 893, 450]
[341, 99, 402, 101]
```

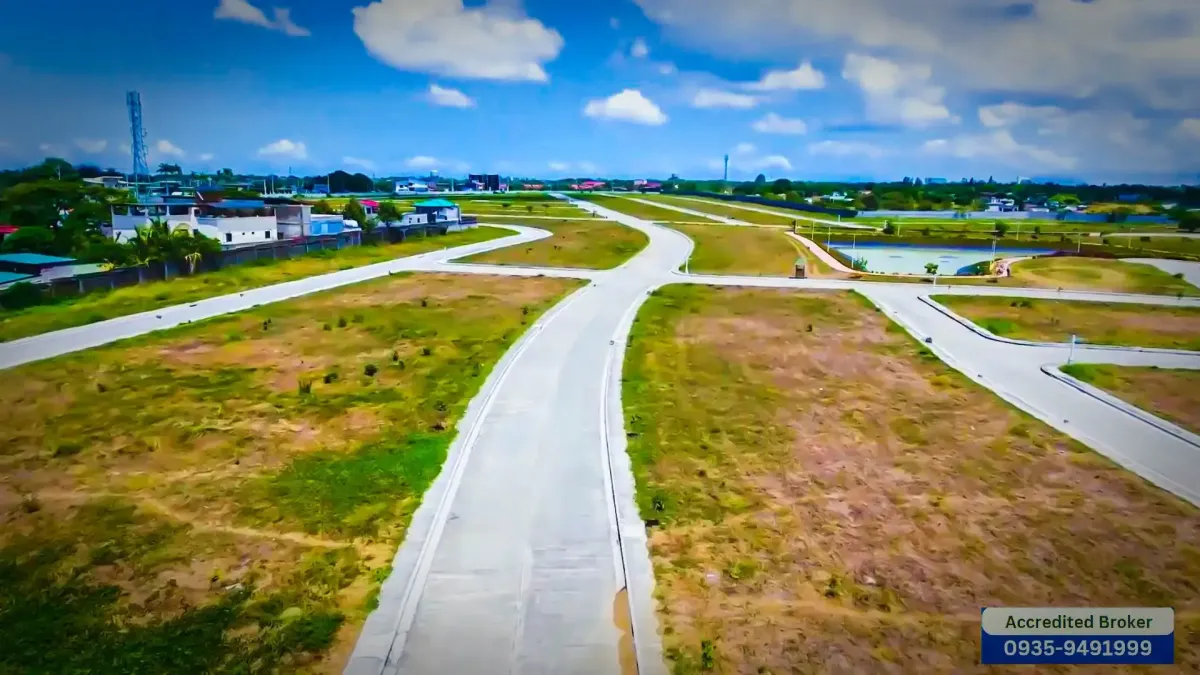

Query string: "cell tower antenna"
[127, 91, 150, 193]
[723, 154, 729, 183]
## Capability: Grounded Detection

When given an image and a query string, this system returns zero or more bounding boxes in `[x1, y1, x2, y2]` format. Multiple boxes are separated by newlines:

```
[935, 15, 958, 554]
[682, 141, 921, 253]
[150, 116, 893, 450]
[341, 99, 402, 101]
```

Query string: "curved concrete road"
[5, 198, 1200, 675]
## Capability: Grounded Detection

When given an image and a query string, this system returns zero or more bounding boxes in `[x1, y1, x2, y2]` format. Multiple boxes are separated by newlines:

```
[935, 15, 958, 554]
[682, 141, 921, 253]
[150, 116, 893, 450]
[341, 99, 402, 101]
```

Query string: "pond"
[829, 243, 1047, 275]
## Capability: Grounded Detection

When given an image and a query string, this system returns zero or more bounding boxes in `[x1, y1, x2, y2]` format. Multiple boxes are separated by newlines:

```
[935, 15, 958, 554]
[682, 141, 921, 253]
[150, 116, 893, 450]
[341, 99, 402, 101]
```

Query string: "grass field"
[845, 216, 1176, 236]
[934, 296, 1200, 350]
[1061, 364, 1200, 436]
[459, 218, 647, 269]
[0, 228, 509, 343]
[1008, 257, 1200, 295]
[623, 285, 1200, 673]
[0, 272, 582, 673]
[666, 224, 822, 277]
[584, 195, 702, 222]
[643, 196, 798, 227]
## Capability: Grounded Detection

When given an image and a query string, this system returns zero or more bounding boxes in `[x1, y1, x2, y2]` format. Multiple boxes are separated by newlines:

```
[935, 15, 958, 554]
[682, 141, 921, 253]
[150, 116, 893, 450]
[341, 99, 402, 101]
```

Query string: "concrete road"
[621, 195, 751, 226]
[0, 225, 577, 371]
[666, 194, 877, 230]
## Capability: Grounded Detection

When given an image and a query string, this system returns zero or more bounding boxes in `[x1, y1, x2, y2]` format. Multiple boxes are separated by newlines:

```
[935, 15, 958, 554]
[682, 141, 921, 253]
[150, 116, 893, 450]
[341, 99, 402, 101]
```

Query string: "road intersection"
[2, 200, 1198, 675]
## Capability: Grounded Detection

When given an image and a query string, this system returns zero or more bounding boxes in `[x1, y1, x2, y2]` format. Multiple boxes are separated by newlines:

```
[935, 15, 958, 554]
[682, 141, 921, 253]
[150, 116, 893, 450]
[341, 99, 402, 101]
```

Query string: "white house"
[110, 199, 279, 247]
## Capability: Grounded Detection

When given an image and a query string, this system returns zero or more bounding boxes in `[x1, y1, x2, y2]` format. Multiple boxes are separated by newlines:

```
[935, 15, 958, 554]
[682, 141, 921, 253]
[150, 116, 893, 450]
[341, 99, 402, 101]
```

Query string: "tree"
[925, 262, 939, 275]
[771, 178, 792, 194]
[1179, 212, 1200, 233]
[0, 227, 55, 254]
[157, 163, 182, 175]
[377, 201, 402, 224]
[343, 197, 367, 227]
[312, 199, 335, 215]
[994, 221, 1009, 238]
[754, 174, 767, 186]
[882, 220, 897, 235]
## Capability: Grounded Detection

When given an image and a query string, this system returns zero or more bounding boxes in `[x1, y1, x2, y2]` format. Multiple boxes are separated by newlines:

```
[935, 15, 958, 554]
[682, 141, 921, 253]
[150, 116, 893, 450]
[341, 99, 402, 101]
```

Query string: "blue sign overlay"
[980, 608, 1174, 665]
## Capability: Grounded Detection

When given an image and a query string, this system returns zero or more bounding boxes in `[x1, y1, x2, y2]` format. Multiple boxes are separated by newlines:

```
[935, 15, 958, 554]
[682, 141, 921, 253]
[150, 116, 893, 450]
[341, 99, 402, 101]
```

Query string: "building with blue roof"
[413, 199, 462, 225]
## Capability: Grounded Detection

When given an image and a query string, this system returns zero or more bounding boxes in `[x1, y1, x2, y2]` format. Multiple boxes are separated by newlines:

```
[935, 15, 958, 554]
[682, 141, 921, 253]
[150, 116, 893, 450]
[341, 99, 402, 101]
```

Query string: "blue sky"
[2, 0, 1199, 183]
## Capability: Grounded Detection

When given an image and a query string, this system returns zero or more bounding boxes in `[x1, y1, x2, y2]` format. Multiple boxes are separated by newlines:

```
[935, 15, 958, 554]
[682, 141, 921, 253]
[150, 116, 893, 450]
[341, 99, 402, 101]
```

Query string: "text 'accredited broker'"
[981, 607, 1174, 665]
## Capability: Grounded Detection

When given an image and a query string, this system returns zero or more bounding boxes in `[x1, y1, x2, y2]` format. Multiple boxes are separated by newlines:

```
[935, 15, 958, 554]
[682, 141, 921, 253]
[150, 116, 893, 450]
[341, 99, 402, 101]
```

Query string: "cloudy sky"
[1, 0, 1198, 182]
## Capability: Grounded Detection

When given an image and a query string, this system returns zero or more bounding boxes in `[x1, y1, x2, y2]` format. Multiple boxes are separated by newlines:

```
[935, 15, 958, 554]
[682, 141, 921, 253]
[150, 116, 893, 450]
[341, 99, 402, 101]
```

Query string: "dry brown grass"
[1061, 365, 1200, 436]
[624, 285, 1200, 674]
[0, 272, 581, 673]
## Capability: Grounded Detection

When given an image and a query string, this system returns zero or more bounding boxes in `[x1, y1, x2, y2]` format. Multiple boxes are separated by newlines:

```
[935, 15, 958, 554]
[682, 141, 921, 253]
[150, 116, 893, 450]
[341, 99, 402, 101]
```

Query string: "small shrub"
[1140, 236, 1152, 242]
[352, 313, 364, 323]
[0, 282, 47, 311]
[1174, 272, 1185, 279]
[323, 371, 338, 385]
[20, 495, 41, 513]
[420, 298, 428, 308]
[364, 364, 378, 377]
[434, 400, 448, 412]
[700, 639, 717, 670]
[337, 316, 347, 328]
[397, 360, 406, 370]
[881, 221, 896, 235]
[323, 322, 332, 331]
[261, 319, 272, 331]
[53, 442, 83, 458]
[391, 350, 400, 362]
[298, 378, 313, 394]
[806, 324, 813, 332]
[521, 305, 530, 316]
[95, 382, 107, 393]
[421, 346, 432, 356]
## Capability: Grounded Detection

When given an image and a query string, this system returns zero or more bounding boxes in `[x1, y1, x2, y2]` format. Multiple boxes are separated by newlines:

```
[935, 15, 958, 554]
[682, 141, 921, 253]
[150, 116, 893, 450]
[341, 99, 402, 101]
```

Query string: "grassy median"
[0, 227, 510, 343]
[1061, 364, 1200, 436]
[934, 296, 1200, 350]
[623, 285, 1200, 673]
[666, 224, 824, 277]
[644, 195, 800, 227]
[1008, 257, 1199, 295]
[585, 195, 705, 223]
[459, 218, 647, 269]
[0, 272, 582, 673]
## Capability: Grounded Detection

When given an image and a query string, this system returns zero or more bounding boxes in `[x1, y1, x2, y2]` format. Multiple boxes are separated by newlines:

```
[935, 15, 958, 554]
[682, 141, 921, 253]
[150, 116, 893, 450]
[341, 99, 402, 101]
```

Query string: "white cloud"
[691, 88, 759, 109]
[1179, 119, 1200, 140]
[716, 144, 792, 174]
[631, 38, 650, 59]
[353, 0, 564, 82]
[658, 62, 677, 75]
[548, 161, 570, 171]
[978, 102, 1063, 129]
[745, 61, 825, 91]
[548, 160, 599, 174]
[583, 89, 668, 125]
[38, 143, 64, 156]
[734, 142, 756, 154]
[633, 0, 1200, 111]
[752, 113, 807, 135]
[344, 156, 376, 170]
[842, 53, 956, 127]
[406, 155, 441, 169]
[578, 160, 599, 174]
[155, 139, 185, 157]
[807, 140, 886, 159]
[198, 153, 215, 162]
[921, 129, 1077, 171]
[119, 142, 131, 156]
[214, 0, 310, 36]
[272, 8, 311, 37]
[427, 83, 476, 108]
[74, 138, 107, 153]
[257, 138, 307, 160]
[610, 17, 620, 30]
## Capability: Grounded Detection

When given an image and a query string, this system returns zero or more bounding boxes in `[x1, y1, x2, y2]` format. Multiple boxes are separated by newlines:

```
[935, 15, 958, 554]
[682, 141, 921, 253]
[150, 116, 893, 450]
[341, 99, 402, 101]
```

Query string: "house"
[394, 179, 431, 194]
[110, 198, 279, 247]
[0, 224, 18, 244]
[83, 175, 129, 189]
[274, 205, 354, 238]
[413, 198, 461, 224]
[0, 253, 104, 285]
[572, 180, 606, 191]
[984, 196, 1018, 212]
[822, 192, 852, 203]
[521, 183, 545, 190]
[637, 181, 663, 193]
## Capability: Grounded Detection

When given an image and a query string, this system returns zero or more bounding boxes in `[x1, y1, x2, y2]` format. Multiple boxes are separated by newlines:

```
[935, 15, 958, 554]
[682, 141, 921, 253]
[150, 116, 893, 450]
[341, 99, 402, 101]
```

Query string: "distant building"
[521, 183, 545, 190]
[637, 181, 663, 193]
[110, 198, 279, 247]
[394, 179, 431, 194]
[573, 180, 606, 191]
[274, 205, 353, 238]
[413, 198, 462, 224]
[84, 176, 129, 189]
[0, 253, 104, 287]
[984, 197, 1018, 212]
[924, 177, 948, 185]
[468, 174, 502, 191]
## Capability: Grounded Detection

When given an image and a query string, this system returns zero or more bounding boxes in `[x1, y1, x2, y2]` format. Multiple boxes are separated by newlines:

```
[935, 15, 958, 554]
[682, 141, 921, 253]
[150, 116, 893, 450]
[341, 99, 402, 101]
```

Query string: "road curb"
[919, 295, 1200, 356]
[1039, 365, 1200, 451]
[343, 282, 597, 675]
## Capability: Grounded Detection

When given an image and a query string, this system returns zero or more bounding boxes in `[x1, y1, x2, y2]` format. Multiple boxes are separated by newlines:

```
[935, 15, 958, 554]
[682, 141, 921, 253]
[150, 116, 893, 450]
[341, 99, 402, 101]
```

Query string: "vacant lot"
[1061, 364, 1200, 436]
[623, 285, 1200, 673]
[463, 201, 591, 219]
[0, 227, 509, 343]
[669, 224, 825, 277]
[1008, 257, 1200, 295]
[585, 195, 703, 222]
[459, 218, 647, 269]
[645, 196, 798, 227]
[935, 296, 1200, 350]
[0, 272, 581, 673]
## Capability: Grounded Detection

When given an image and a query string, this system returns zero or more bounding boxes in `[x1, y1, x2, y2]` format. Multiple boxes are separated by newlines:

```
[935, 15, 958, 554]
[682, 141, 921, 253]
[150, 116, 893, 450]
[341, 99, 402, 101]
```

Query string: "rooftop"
[415, 199, 458, 208]
[0, 253, 77, 265]
[0, 271, 34, 285]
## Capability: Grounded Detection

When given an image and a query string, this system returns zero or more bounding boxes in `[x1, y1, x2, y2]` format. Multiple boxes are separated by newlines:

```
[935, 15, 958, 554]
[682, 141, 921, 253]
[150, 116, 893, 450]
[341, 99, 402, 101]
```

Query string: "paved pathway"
[621, 195, 750, 226]
[6, 201, 1200, 675]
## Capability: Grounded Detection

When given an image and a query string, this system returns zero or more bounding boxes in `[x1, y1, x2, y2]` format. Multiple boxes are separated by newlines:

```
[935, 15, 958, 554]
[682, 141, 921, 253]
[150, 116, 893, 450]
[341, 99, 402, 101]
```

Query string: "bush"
[323, 372, 338, 384]
[420, 346, 432, 356]
[0, 282, 47, 311]
[364, 364, 378, 377]
[881, 221, 896, 235]
[337, 316, 347, 328]
[298, 378, 313, 394]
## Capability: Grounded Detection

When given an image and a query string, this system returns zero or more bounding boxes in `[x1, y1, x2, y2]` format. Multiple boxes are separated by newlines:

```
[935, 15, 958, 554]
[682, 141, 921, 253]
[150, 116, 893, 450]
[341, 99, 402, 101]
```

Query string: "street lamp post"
[1067, 334, 1077, 364]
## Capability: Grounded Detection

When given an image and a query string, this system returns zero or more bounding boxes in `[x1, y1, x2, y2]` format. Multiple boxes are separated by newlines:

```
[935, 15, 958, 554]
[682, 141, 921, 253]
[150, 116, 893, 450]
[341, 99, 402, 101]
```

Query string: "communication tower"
[126, 91, 150, 188]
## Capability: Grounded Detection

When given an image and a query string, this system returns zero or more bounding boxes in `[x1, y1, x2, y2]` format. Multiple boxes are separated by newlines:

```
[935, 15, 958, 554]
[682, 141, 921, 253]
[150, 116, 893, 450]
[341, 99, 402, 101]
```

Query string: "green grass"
[1009, 257, 1200, 295]
[460, 218, 648, 269]
[0, 271, 583, 671]
[0, 227, 510, 343]
[935, 296, 1200, 349]
[1061, 364, 1200, 436]
[584, 195, 704, 222]
[624, 285, 1200, 673]
[643, 195, 798, 226]
[668, 223, 806, 276]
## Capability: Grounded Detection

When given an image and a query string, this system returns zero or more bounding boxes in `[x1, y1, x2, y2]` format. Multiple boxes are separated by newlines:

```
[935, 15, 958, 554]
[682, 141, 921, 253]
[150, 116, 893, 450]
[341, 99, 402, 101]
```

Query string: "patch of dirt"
[634, 287, 1200, 673]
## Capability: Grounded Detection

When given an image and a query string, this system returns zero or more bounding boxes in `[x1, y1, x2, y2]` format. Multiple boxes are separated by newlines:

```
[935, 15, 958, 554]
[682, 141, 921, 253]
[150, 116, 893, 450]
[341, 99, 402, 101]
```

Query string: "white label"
[982, 608, 1174, 636]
